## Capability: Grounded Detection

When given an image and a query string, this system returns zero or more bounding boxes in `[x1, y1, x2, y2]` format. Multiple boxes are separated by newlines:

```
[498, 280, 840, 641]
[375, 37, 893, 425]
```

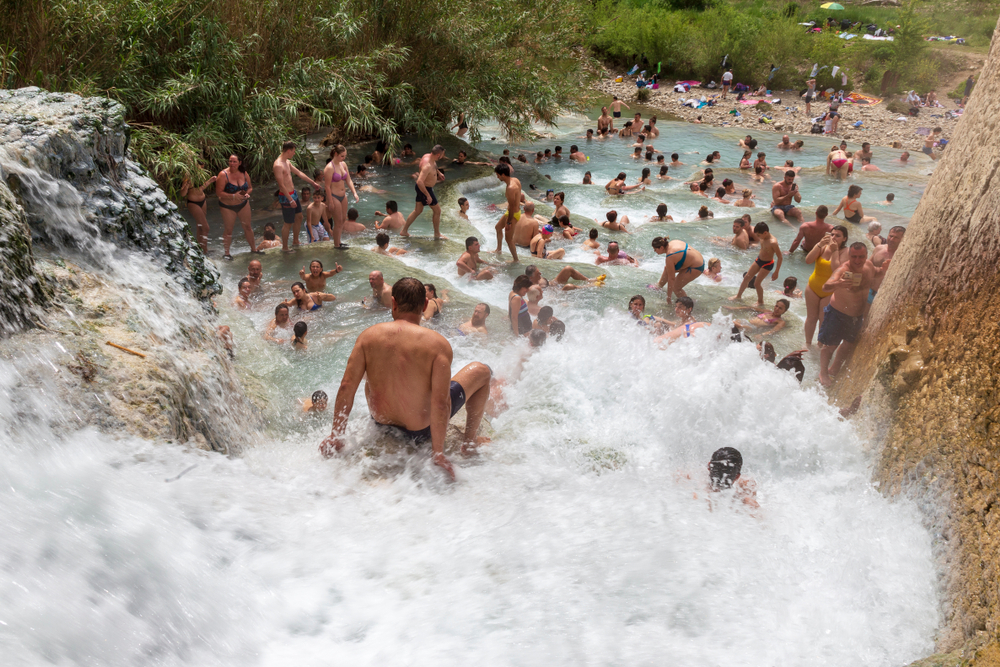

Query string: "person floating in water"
[320, 278, 493, 480]
[373, 232, 407, 256]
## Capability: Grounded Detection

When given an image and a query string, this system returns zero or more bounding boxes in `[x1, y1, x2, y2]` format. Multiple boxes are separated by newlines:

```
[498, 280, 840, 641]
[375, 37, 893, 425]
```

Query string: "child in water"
[292, 321, 308, 351]
[301, 390, 328, 413]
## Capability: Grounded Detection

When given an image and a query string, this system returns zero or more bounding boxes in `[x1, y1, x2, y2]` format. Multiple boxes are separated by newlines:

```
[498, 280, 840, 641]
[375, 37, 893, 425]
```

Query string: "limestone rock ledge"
[0, 175, 51, 334]
[0, 87, 218, 299]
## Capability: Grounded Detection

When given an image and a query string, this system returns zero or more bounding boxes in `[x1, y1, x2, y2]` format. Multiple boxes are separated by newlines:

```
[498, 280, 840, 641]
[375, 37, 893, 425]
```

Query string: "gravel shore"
[593, 76, 962, 154]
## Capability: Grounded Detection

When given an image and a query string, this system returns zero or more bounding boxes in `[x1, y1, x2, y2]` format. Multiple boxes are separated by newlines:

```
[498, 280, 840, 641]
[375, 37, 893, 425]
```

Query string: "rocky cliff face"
[832, 17, 1000, 667]
[0, 88, 257, 451]
[0, 176, 50, 334]
[0, 87, 219, 301]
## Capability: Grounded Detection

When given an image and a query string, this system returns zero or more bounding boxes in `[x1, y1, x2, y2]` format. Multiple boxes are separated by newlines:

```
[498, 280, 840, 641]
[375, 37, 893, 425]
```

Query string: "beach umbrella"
[821, 2, 845, 9]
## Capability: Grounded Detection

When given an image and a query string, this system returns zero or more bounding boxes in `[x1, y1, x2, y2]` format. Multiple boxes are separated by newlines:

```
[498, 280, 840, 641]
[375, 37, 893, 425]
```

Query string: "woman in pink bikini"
[726, 298, 790, 337]
[826, 146, 850, 180]
[323, 145, 360, 249]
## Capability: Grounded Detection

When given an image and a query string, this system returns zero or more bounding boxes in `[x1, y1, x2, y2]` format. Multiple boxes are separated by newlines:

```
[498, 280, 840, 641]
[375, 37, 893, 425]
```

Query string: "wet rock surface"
[0, 87, 219, 298]
[0, 177, 51, 334]
[830, 15, 1000, 663]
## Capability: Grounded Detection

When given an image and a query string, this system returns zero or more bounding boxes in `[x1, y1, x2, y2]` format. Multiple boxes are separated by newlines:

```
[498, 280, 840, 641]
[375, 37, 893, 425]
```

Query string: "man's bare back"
[513, 214, 540, 247]
[356, 321, 451, 430]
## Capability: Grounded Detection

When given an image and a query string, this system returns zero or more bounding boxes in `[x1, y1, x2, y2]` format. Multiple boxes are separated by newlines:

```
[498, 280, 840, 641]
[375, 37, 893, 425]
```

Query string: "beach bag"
[810, 123, 824, 134]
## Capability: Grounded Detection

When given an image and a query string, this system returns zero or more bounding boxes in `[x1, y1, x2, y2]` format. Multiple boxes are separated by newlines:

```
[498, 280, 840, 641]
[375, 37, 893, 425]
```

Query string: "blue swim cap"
[543, 224, 554, 233]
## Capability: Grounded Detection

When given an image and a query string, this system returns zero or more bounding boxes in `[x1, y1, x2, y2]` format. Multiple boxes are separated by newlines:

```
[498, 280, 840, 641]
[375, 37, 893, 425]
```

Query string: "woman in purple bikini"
[323, 145, 360, 249]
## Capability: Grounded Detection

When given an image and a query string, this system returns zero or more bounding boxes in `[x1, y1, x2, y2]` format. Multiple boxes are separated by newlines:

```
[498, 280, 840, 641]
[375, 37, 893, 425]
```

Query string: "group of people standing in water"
[200, 101, 908, 479]
[474, 111, 907, 387]
[181, 141, 403, 259]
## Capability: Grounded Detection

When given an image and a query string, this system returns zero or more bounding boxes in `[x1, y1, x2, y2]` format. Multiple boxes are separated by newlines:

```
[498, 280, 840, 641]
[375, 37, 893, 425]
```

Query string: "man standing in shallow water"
[273, 141, 321, 252]
[400, 145, 447, 239]
[817, 242, 875, 386]
[493, 163, 523, 261]
[321, 278, 493, 481]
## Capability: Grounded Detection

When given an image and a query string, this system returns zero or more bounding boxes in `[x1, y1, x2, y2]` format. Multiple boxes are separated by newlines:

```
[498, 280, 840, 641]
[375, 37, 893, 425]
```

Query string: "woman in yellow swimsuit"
[803, 225, 849, 346]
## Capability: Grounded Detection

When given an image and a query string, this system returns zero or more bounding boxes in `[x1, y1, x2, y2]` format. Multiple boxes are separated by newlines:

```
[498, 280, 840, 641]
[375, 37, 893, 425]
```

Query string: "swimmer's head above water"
[708, 447, 743, 490]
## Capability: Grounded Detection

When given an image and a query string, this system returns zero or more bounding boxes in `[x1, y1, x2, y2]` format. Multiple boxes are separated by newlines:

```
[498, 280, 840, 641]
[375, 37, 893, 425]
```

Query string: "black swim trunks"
[415, 184, 438, 207]
[279, 191, 302, 224]
[376, 381, 466, 442]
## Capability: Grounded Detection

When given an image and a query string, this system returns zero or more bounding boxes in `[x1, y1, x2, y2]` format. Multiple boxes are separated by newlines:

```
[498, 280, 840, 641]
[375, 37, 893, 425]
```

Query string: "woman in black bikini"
[452, 112, 469, 138]
[181, 170, 216, 253]
[215, 154, 258, 259]
[422, 283, 448, 320]
[323, 145, 359, 249]
[833, 184, 876, 225]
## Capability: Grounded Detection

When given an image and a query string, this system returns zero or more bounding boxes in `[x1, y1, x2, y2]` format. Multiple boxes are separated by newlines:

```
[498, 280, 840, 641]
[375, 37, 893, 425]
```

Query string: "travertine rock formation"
[831, 16, 1000, 666]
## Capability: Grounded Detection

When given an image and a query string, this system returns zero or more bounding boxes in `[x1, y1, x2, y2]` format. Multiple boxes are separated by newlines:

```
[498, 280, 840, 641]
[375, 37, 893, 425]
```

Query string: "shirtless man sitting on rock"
[320, 277, 493, 480]
[513, 201, 542, 250]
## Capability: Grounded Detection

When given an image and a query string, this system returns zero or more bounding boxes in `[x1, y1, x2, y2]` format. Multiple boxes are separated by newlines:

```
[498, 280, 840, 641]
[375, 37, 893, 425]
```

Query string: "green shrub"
[637, 87, 651, 102]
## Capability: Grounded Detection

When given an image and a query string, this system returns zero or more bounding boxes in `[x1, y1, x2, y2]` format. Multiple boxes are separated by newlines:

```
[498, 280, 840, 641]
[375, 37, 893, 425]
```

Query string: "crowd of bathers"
[206, 95, 914, 408]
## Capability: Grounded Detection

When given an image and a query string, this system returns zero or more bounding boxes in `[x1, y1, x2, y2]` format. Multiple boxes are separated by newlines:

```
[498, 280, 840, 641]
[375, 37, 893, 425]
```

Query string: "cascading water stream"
[0, 92, 942, 665]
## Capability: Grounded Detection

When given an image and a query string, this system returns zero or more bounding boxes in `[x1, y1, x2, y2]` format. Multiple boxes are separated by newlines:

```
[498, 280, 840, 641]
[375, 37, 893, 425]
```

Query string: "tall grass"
[0, 0, 593, 192]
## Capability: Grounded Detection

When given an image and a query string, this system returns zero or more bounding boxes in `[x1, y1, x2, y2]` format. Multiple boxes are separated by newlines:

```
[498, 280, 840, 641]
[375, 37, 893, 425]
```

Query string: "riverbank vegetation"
[0, 0, 995, 192]
[0, 0, 593, 190]
[587, 0, 995, 97]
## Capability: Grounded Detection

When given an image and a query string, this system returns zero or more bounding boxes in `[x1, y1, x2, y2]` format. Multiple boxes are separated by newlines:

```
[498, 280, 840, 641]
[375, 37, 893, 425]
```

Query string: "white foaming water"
[1, 317, 938, 666]
[0, 114, 941, 665]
